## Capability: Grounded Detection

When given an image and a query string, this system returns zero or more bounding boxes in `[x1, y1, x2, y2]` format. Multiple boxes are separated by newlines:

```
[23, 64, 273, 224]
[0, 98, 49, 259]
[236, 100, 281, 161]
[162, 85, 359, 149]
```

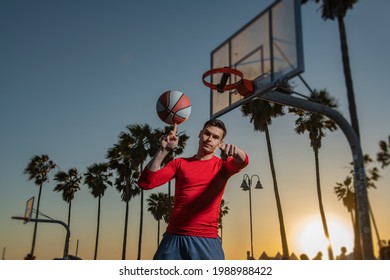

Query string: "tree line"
[24, 125, 189, 260]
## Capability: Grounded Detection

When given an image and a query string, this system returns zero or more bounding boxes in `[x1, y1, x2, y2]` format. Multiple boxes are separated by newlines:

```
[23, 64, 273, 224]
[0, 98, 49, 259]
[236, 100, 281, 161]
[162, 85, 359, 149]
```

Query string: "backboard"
[24, 196, 34, 224]
[209, 0, 304, 118]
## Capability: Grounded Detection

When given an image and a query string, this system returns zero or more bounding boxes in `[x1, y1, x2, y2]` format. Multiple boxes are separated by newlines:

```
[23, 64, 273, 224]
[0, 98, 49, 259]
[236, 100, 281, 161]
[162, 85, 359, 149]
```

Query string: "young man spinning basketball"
[138, 119, 249, 260]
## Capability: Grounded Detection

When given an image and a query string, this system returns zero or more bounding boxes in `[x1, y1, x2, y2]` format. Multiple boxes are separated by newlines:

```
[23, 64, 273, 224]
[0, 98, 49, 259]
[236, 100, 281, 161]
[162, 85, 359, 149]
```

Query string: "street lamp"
[240, 174, 262, 259]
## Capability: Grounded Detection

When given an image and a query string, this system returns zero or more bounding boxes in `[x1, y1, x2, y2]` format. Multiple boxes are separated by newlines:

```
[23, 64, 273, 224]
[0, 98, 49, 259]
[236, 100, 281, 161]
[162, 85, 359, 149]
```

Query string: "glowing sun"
[295, 215, 354, 259]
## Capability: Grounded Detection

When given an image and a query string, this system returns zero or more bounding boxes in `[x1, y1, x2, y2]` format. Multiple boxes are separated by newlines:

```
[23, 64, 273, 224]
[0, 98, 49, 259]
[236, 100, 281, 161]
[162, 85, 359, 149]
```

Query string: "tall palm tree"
[107, 133, 140, 260]
[334, 176, 356, 225]
[118, 124, 188, 259]
[125, 124, 153, 260]
[241, 98, 290, 259]
[146, 192, 171, 247]
[218, 199, 229, 244]
[289, 89, 338, 259]
[114, 172, 140, 260]
[301, 0, 360, 139]
[23, 154, 56, 257]
[53, 168, 82, 228]
[84, 162, 113, 260]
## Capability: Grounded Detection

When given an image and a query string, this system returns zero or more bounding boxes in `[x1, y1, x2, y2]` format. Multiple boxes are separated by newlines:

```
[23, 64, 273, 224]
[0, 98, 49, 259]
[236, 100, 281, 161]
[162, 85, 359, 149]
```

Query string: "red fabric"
[138, 154, 249, 238]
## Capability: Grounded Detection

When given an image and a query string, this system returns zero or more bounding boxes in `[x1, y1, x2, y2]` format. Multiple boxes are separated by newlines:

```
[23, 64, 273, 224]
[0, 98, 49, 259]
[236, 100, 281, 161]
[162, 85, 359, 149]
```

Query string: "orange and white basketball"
[156, 90, 191, 125]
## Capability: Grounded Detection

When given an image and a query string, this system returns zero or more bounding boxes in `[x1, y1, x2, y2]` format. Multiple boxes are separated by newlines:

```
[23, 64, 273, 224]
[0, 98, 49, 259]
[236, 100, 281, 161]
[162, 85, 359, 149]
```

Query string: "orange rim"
[202, 67, 244, 92]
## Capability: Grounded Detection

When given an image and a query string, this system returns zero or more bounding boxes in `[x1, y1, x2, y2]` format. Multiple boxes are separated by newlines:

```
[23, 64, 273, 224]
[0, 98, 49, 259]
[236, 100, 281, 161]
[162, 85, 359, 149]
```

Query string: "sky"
[0, 0, 389, 261]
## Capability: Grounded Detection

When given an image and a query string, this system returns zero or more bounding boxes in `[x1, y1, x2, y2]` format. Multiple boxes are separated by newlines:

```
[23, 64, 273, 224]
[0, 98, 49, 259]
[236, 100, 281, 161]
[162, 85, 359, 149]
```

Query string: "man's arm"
[220, 143, 247, 165]
[145, 147, 171, 171]
[145, 123, 178, 171]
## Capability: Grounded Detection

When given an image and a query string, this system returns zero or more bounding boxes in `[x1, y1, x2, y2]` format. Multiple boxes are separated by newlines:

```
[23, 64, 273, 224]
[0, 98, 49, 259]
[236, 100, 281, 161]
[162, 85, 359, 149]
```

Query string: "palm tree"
[301, 0, 360, 138]
[112, 123, 188, 260]
[53, 168, 82, 228]
[125, 124, 153, 260]
[84, 162, 113, 260]
[23, 154, 56, 257]
[377, 140, 390, 169]
[146, 192, 171, 247]
[218, 199, 229, 244]
[289, 89, 338, 259]
[107, 133, 140, 260]
[114, 172, 140, 260]
[241, 98, 290, 259]
[334, 176, 356, 225]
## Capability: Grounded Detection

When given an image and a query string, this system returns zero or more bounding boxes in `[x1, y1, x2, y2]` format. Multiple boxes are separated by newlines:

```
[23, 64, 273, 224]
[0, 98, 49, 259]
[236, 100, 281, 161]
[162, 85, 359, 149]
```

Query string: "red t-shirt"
[138, 154, 249, 238]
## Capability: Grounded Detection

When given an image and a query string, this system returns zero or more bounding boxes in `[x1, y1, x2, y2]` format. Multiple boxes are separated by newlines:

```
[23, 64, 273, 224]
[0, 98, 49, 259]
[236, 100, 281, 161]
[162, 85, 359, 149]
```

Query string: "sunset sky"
[1, 0, 389, 260]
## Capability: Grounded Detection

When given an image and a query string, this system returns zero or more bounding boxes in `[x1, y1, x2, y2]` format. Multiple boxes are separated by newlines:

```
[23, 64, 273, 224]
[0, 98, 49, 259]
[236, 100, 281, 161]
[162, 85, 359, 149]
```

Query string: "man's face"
[198, 125, 224, 154]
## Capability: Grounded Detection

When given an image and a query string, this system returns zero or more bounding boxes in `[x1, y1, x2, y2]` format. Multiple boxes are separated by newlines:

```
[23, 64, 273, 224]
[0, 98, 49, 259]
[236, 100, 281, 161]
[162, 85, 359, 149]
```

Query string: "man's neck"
[195, 151, 214, 161]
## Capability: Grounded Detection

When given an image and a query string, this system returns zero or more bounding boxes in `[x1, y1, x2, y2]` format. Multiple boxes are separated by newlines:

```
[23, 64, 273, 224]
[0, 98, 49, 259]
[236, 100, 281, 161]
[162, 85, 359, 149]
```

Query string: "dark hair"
[202, 119, 227, 138]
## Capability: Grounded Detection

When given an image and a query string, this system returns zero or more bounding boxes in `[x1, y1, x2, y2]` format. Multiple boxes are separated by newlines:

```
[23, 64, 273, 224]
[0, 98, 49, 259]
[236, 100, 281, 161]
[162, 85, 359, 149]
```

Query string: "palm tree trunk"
[121, 165, 132, 260]
[338, 16, 360, 140]
[94, 196, 101, 260]
[157, 220, 160, 247]
[122, 199, 129, 260]
[67, 201, 72, 228]
[350, 205, 362, 259]
[30, 184, 43, 256]
[264, 125, 289, 259]
[137, 163, 144, 260]
[220, 225, 223, 244]
[368, 199, 382, 249]
[314, 148, 334, 260]
[137, 190, 144, 260]
[350, 210, 355, 230]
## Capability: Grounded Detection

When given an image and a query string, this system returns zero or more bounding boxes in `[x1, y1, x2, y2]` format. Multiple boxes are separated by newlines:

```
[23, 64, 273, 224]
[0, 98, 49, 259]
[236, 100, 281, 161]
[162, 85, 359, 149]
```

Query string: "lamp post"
[240, 174, 263, 259]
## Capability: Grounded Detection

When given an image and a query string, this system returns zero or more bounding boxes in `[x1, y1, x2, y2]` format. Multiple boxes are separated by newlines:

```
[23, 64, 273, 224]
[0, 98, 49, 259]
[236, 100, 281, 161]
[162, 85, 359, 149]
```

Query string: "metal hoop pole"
[259, 90, 374, 259]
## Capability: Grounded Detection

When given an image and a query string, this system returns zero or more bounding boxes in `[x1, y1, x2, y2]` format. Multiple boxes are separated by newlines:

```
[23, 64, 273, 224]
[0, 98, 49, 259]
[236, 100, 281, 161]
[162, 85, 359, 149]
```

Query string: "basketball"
[156, 90, 191, 125]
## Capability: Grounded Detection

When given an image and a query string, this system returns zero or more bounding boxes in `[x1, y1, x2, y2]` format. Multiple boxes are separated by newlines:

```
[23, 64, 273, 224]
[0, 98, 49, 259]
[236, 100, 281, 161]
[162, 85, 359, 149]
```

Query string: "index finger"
[172, 123, 178, 135]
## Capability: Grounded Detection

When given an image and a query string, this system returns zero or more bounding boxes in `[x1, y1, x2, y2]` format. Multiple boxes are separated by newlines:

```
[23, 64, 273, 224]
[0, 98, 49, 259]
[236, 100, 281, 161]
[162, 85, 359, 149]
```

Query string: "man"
[313, 251, 323, 260]
[336, 246, 348, 260]
[138, 119, 249, 260]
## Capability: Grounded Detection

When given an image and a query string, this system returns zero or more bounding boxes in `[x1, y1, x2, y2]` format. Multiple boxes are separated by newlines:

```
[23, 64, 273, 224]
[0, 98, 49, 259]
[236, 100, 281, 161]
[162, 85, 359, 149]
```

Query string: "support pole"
[258, 90, 374, 259]
[12, 216, 70, 259]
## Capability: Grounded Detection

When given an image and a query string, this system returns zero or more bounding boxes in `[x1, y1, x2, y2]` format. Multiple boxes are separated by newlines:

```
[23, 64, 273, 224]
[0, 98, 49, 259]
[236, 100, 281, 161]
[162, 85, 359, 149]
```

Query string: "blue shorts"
[153, 233, 225, 260]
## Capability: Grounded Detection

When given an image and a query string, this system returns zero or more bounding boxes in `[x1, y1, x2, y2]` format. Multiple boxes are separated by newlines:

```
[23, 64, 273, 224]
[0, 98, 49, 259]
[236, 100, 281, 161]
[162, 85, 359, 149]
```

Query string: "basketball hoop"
[202, 67, 253, 97]
[24, 197, 34, 224]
